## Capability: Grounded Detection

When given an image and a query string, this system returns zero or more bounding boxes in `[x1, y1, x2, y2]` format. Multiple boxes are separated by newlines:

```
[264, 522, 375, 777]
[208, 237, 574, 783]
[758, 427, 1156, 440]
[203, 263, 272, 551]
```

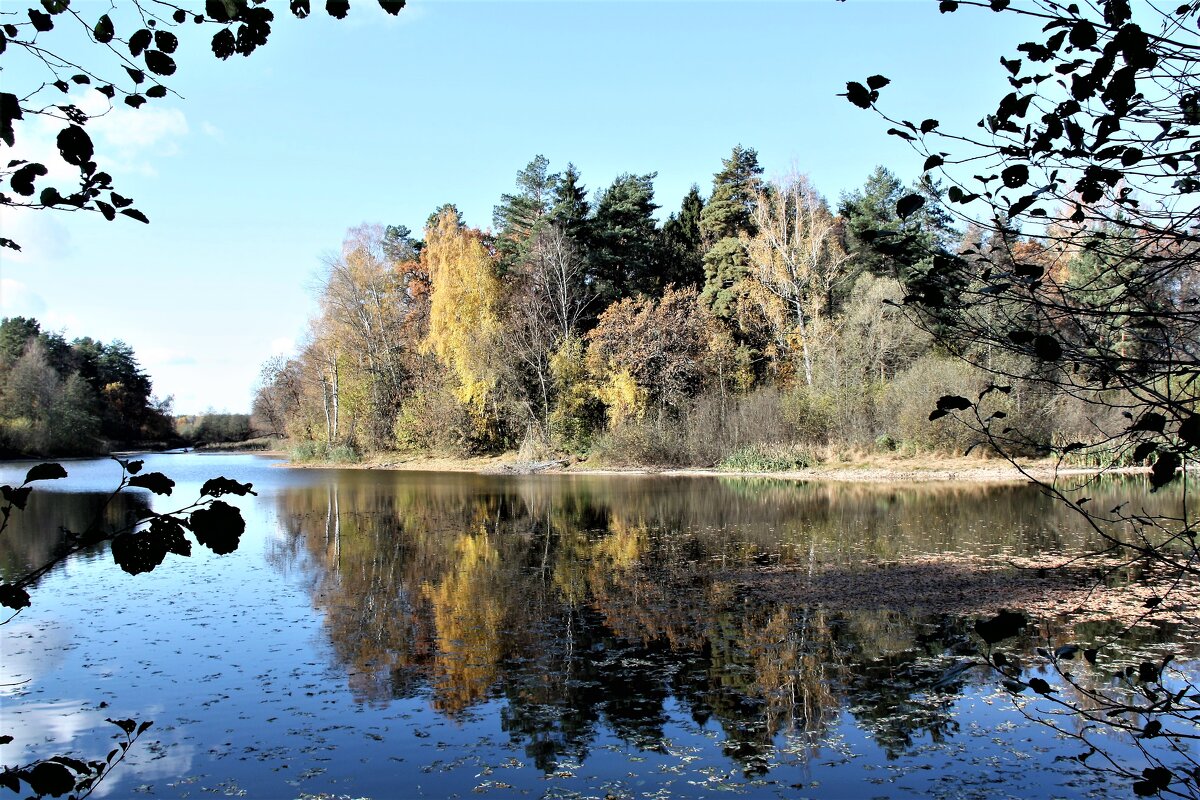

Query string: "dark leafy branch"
[843, 0, 1200, 796]
[0, 0, 405, 251]
[0, 459, 254, 797]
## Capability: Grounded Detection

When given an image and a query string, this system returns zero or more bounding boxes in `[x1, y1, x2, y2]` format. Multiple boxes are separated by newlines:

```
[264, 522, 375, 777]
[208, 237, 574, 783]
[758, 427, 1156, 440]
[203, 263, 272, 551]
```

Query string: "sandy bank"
[278, 451, 1149, 484]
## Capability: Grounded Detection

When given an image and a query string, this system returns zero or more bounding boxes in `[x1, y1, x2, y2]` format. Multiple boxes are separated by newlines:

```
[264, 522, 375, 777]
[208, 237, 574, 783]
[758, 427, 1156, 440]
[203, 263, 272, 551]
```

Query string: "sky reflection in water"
[0, 453, 1192, 798]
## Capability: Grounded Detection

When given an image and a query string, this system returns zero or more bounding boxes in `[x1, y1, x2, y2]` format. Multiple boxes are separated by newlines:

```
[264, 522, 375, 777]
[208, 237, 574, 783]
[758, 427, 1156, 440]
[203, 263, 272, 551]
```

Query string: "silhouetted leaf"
[1084, 648, 1098, 664]
[0, 92, 22, 147]
[1028, 677, 1052, 694]
[128, 28, 152, 57]
[1, 486, 32, 510]
[56, 125, 93, 167]
[975, 609, 1026, 644]
[843, 81, 874, 109]
[866, 74, 890, 90]
[939, 0, 958, 11]
[924, 154, 944, 171]
[28, 10, 54, 32]
[1132, 442, 1156, 462]
[1069, 20, 1097, 49]
[200, 477, 256, 498]
[0, 584, 30, 610]
[107, 718, 136, 734]
[0, 770, 20, 793]
[128, 472, 174, 495]
[154, 30, 179, 54]
[25, 761, 73, 796]
[211, 28, 235, 59]
[144, 50, 176, 77]
[291, 0, 312, 17]
[378, 0, 405, 13]
[1002, 678, 1025, 693]
[188, 500, 244, 555]
[125, 459, 143, 474]
[24, 462, 67, 484]
[896, 193, 925, 219]
[1141, 720, 1162, 738]
[94, 14, 114, 43]
[326, 0, 350, 18]
[1001, 164, 1029, 189]
[1133, 766, 1173, 796]
[120, 208, 149, 223]
[1130, 412, 1166, 433]
[1150, 451, 1181, 490]
[145, 516, 190, 556]
[936, 395, 973, 412]
[1178, 415, 1200, 447]
[11, 163, 47, 196]
[111, 532, 167, 575]
[1033, 334, 1062, 360]
[124, 66, 145, 84]
[173, 8, 187, 23]
[1054, 644, 1079, 660]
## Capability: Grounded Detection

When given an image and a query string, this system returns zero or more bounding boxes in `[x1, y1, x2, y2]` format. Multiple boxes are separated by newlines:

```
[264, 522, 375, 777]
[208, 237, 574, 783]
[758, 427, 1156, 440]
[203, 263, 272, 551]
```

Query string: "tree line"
[0, 317, 175, 456]
[254, 147, 1129, 466]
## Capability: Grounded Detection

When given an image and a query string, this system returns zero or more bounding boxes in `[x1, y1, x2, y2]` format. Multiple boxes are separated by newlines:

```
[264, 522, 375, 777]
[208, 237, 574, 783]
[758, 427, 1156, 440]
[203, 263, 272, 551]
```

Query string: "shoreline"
[274, 450, 1151, 485]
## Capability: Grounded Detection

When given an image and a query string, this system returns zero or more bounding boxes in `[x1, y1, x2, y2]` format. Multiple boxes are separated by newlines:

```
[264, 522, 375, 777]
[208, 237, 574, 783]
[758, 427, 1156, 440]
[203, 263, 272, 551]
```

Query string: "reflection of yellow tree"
[744, 606, 839, 745]
[422, 529, 510, 714]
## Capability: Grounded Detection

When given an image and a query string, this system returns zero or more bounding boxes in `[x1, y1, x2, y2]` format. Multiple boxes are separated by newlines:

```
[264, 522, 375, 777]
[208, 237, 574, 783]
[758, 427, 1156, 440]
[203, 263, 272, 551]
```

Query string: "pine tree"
[838, 166, 907, 280]
[699, 145, 763, 317]
[493, 155, 559, 270]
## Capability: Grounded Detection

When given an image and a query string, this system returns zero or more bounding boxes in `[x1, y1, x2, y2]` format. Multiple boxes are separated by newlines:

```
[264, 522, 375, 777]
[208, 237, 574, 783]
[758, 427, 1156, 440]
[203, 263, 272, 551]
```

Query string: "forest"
[254, 147, 1122, 467]
[0, 316, 175, 456]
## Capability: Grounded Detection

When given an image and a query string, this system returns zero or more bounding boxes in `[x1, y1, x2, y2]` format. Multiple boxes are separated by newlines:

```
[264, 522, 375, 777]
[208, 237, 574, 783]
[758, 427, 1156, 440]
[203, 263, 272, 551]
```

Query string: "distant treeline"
[254, 148, 1118, 466]
[174, 413, 253, 445]
[0, 316, 175, 456]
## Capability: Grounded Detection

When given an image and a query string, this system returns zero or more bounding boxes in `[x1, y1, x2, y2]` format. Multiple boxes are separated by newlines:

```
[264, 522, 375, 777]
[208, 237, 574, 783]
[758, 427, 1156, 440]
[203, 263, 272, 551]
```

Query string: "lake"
[0, 453, 1194, 799]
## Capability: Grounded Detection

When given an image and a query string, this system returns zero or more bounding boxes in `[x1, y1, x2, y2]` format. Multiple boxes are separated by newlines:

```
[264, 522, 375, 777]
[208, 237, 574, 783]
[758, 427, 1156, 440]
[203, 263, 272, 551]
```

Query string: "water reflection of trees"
[268, 473, 1173, 773]
[0, 491, 152, 582]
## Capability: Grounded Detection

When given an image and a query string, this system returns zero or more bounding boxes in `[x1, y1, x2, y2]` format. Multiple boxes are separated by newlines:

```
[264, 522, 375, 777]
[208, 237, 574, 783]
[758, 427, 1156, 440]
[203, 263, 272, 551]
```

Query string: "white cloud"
[200, 120, 225, 141]
[10, 89, 189, 185]
[139, 345, 197, 368]
[0, 207, 75, 263]
[0, 278, 48, 318]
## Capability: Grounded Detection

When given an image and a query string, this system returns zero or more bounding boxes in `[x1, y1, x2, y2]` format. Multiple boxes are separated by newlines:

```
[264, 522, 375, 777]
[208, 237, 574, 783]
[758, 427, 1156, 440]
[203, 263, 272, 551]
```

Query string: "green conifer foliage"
[699, 145, 763, 317]
[586, 172, 661, 306]
[662, 185, 705, 290]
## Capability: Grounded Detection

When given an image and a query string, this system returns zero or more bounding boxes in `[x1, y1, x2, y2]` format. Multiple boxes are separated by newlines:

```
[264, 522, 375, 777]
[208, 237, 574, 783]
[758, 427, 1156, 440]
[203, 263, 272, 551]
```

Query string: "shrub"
[718, 443, 815, 472]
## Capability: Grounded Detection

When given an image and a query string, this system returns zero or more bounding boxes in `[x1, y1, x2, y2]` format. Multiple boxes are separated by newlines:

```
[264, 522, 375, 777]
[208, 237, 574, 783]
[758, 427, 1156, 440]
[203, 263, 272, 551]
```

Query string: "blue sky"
[0, 1, 1037, 413]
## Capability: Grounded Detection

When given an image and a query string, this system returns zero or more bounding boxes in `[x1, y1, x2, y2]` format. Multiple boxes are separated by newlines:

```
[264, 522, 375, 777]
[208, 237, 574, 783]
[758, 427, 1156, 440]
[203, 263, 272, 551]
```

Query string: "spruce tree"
[586, 173, 661, 306]
[661, 185, 705, 289]
[698, 145, 763, 317]
[548, 163, 590, 246]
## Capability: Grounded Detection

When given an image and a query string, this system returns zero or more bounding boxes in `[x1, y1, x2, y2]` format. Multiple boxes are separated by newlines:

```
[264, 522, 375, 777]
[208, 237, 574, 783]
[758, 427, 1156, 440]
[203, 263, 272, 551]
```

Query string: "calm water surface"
[0, 453, 1194, 799]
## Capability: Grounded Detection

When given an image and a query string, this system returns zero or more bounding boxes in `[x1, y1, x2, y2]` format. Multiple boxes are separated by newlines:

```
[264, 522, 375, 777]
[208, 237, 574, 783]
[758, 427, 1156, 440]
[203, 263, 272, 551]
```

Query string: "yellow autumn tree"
[423, 208, 503, 419]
